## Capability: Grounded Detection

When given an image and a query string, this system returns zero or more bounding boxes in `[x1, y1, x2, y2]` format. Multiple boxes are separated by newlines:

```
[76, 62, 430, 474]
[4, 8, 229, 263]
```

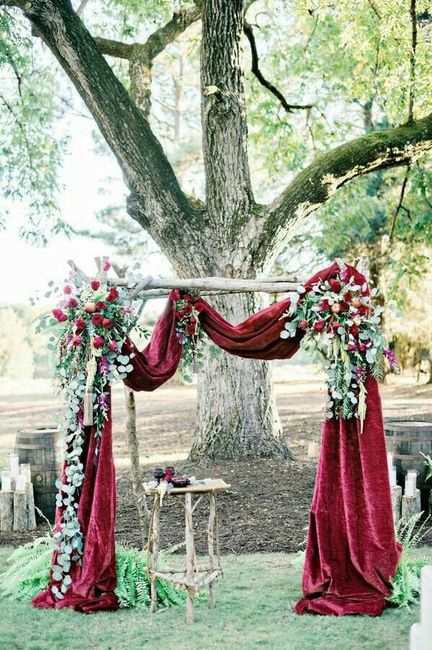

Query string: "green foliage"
[0, 9, 67, 242]
[388, 513, 432, 608]
[0, 536, 186, 609]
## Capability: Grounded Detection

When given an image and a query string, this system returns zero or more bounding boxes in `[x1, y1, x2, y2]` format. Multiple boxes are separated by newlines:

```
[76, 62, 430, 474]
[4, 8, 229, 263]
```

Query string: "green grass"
[0, 547, 430, 650]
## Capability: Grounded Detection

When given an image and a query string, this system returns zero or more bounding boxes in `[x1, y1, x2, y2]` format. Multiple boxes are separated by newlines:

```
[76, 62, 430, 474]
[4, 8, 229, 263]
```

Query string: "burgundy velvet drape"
[34, 262, 400, 616]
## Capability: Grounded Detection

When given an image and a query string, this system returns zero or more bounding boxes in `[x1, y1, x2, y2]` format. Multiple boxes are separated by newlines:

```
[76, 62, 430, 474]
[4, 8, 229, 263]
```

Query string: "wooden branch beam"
[122, 276, 301, 298]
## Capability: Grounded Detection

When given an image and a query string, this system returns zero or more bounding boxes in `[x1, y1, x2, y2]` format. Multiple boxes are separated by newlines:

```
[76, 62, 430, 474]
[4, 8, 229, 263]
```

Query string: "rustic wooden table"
[144, 478, 231, 623]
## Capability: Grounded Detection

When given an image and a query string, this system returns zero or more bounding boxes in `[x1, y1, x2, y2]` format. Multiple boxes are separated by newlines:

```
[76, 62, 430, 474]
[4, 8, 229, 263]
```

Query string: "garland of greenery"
[280, 264, 398, 429]
[0, 537, 185, 609]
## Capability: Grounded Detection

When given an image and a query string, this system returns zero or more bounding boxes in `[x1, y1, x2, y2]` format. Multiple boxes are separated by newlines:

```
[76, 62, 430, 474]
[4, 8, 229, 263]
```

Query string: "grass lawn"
[0, 546, 429, 650]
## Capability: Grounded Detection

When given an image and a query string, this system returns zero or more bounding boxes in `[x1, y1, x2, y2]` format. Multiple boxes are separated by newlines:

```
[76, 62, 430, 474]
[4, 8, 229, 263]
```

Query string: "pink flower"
[93, 335, 104, 349]
[103, 261, 111, 272]
[63, 285, 72, 295]
[348, 343, 357, 351]
[67, 297, 78, 308]
[108, 340, 118, 352]
[298, 320, 308, 330]
[102, 317, 113, 329]
[90, 280, 101, 291]
[350, 325, 359, 336]
[72, 335, 82, 347]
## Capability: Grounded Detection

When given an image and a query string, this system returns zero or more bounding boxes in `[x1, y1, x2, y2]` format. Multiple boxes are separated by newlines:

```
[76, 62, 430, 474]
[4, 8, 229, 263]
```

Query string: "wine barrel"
[15, 427, 60, 523]
[385, 420, 432, 491]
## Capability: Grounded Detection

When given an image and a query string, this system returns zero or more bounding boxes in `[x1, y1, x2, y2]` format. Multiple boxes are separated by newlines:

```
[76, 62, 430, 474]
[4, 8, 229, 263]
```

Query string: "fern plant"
[0, 537, 185, 610]
[387, 513, 431, 608]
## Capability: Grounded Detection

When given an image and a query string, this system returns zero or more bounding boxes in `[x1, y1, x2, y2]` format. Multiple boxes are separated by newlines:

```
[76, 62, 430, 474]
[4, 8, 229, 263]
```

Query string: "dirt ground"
[0, 372, 431, 552]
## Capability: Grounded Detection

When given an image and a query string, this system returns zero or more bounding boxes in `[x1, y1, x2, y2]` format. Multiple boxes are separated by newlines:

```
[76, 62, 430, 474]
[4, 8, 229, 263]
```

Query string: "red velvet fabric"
[33, 391, 118, 612]
[33, 262, 400, 615]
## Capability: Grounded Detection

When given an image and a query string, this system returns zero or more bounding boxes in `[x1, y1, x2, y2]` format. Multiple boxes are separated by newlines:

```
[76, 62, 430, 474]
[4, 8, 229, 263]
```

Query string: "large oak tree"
[1, 0, 432, 459]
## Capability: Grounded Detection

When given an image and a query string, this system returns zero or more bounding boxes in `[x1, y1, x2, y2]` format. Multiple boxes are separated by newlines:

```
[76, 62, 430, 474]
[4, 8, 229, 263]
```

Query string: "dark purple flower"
[383, 348, 399, 371]
[98, 393, 109, 410]
[98, 356, 110, 376]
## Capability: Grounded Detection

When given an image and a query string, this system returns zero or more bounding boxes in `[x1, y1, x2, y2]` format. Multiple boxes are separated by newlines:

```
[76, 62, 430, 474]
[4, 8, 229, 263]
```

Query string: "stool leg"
[185, 492, 195, 623]
[150, 498, 160, 613]
[208, 492, 216, 608]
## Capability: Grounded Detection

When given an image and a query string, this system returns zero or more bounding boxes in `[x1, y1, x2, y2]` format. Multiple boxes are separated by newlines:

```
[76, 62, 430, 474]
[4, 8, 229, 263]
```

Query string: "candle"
[1, 471, 12, 492]
[9, 453, 19, 479]
[405, 471, 417, 497]
[387, 452, 393, 481]
[15, 474, 26, 492]
[390, 468, 397, 487]
[20, 463, 31, 484]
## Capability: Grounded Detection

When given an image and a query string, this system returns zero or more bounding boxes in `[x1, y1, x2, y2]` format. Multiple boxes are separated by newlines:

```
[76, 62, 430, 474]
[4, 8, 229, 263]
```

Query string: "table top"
[144, 478, 231, 495]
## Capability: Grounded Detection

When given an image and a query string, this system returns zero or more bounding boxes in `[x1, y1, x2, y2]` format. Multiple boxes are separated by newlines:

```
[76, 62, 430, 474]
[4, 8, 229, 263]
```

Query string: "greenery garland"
[0, 537, 185, 610]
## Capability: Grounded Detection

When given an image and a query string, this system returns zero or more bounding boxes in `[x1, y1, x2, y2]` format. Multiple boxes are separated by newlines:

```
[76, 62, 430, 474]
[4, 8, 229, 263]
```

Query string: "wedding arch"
[31, 257, 400, 616]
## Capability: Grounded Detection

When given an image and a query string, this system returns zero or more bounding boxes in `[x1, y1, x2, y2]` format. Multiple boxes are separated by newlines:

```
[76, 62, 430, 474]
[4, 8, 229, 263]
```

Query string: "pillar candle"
[405, 477, 415, 497]
[9, 453, 19, 479]
[420, 565, 432, 643]
[1, 471, 12, 492]
[15, 474, 26, 492]
[390, 468, 397, 487]
[20, 463, 31, 484]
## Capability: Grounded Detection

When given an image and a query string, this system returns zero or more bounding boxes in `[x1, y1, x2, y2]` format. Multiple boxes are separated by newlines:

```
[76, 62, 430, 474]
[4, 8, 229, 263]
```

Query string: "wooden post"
[125, 387, 150, 548]
[391, 485, 402, 522]
[0, 491, 13, 532]
[402, 489, 422, 521]
[149, 498, 160, 614]
[207, 491, 216, 608]
[185, 492, 196, 623]
[13, 491, 28, 532]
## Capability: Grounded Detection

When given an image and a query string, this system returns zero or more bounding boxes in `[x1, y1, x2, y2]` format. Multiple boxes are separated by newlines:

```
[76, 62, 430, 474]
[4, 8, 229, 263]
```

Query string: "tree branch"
[17, 0, 202, 266]
[252, 112, 432, 267]
[244, 22, 313, 113]
[408, 0, 417, 123]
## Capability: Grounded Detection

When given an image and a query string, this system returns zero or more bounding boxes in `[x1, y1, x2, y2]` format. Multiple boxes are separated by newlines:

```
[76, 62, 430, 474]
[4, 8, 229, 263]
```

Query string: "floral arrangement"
[280, 267, 398, 428]
[172, 289, 206, 380]
[38, 263, 142, 600]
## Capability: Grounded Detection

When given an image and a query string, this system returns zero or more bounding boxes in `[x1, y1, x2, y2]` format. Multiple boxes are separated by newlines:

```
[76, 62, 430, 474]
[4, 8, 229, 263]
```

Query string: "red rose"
[343, 291, 352, 302]
[189, 316, 197, 324]
[176, 309, 186, 320]
[329, 279, 341, 292]
[93, 335, 104, 349]
[171, 289, 180, 301]
[313, 320, 325, 332]
[75, 318, 86, 331]
[106, 288, 119, 302]
[90, 280, 100, 291]
[108, 340, 118, 352]
[91, 313, 103, 326]
[184, 293, 195, 303]
[318, 299, 330, 311]
[185, 303, 193, 314]
[186, 324, 196, 336]
[103, 261, 111, 272]
[348, 343, 357, 351]
[332, 323, 340, 332]
[350, 325, 359, 336]
[95, 301, 106, 311]
[358, 305, 368, 316]
[298, 320, 308, 330]
[63, 285, 72, 295]
[67, 297, 78, 308]
[52, 309, 67, 322]
[72, 335, 82, 347]
[358, 343, 366, 351]
[339, 301, 349, 312]
[102, 317, 113, 329]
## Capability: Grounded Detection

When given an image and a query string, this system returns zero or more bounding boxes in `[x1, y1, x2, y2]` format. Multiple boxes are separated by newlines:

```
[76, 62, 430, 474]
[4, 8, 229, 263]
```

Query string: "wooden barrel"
[385, 420, 432, 489]
[15, 427, 60, 523]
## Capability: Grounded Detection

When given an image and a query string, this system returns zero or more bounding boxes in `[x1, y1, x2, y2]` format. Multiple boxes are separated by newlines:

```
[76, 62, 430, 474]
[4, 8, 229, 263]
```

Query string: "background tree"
[1, 0, 432, 460]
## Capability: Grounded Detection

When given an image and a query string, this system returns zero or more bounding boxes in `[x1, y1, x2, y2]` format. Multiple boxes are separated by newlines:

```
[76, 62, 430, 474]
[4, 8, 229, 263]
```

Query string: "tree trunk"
[191, 291, 291, 460]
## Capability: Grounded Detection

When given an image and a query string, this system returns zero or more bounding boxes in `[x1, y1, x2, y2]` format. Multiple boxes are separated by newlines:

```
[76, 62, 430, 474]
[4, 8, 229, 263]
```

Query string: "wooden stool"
[144, 478, 230, 623]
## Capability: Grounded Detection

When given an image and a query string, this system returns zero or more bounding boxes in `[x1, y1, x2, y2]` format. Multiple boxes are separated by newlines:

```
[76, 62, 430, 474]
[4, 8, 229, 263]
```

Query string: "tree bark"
[191, 291, 290, 460]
